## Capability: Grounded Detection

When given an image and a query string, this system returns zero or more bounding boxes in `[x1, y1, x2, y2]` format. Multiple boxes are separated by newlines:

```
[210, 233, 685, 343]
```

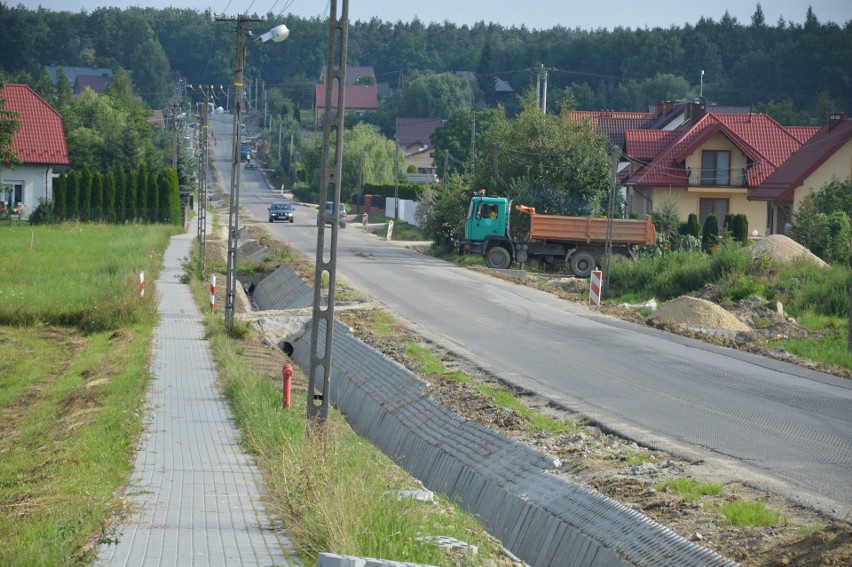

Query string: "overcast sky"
[15, 0, 852, 30]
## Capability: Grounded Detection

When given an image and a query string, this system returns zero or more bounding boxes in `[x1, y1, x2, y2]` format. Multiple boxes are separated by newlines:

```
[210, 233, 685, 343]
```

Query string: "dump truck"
[459, 193, 657, 277]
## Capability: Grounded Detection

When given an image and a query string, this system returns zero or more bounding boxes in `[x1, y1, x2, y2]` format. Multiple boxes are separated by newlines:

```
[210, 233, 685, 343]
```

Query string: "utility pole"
[219, 14, 262, 328]
[442, 150, 449, 187]
[197, 85, 209, 270]
[603, 145, 619, 296]
[393, 140, 400, 218]
[289, 134, 295, 183]
[536, 63, 552, 113]
[277, 120, 283, 162]
[492, 143, 499, 192]
[358, 149, 364, 198]
[308, 0, 349, 427]
[171, 101, 179, 170]
[470, 110, 476, 169]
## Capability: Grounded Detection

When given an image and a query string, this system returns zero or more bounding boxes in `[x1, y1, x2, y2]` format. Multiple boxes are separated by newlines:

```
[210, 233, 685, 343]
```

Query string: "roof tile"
[2, 84, 69, 165]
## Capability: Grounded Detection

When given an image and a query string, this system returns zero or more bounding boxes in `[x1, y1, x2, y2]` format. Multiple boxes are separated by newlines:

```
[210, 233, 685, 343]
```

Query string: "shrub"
[685, 213, 701, 238]
[702, 214, 719, 251]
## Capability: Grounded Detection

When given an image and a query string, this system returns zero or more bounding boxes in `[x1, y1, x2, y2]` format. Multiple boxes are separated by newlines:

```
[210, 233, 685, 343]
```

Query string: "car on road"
[317, 201, 347, 228]
[268, 202, 295, 223]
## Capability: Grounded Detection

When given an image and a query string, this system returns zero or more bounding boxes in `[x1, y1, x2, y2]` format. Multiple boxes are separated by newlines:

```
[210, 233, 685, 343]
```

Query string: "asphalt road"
[209, 114, 852, 519]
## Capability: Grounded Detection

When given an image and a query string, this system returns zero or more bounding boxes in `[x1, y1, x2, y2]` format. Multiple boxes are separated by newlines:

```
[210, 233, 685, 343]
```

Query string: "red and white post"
[386, 219, 394, 240]
[589, 270, 602, 307]
[139, 271, 145, 297]
[210, 274, 216, 313]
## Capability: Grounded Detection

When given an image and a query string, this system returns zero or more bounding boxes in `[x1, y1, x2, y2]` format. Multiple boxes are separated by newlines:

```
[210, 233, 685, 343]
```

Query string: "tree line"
[0, 3, 849, 122]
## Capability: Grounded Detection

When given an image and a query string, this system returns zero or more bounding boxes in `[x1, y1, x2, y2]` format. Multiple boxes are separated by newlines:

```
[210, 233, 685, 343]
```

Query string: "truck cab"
[461, 193, 514, 269]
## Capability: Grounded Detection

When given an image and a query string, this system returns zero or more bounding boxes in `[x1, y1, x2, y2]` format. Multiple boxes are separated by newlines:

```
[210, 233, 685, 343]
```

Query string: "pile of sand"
[648, 296, 751, 332]
[751, 234, 828, 267]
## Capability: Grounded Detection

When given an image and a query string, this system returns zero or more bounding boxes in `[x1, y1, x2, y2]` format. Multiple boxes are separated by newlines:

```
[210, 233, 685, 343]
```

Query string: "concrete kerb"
[251, 263, 738, 567]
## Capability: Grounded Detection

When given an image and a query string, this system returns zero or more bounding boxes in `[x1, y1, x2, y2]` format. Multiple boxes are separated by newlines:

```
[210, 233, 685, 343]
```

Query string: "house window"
[1, 182, 23, 209]
[699, 198, 729, 232]
[700, 150, 731, 185]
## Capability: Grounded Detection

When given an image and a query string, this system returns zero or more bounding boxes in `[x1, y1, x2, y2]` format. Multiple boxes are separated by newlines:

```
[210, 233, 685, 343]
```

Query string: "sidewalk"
[96, 230, 301, 566]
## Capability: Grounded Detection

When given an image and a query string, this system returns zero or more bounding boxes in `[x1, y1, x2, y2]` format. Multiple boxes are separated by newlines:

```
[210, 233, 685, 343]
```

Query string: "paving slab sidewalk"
[96, 230, 301, 566]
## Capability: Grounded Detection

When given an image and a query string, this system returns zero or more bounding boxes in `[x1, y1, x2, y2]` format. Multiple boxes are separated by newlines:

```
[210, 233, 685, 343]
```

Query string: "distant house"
[455, 71, 514, 105]
[395, 117, 445, 183]
[749, 112, 852, 235]
[45, 65, 114, 97]
[0, 84, 70, 218]
[319, 65, 376, 86]
[314, 84, 378, 128]
[620, 102, 819, 236]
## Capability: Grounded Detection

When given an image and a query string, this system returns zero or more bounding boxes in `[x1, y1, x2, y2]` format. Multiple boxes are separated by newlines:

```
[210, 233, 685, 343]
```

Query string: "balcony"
[687, 167, 748, 188]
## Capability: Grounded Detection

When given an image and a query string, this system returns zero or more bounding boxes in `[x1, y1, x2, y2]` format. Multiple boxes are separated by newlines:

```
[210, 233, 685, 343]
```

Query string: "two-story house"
[749, 113, 852, 235]
[620, 102, 819, 236]
[0, 84, 70, 218]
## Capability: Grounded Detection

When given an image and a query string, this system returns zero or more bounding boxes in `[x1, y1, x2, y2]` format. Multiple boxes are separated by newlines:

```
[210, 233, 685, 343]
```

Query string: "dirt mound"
[751, 234, 828, 267]
[649, 296, 751, 332]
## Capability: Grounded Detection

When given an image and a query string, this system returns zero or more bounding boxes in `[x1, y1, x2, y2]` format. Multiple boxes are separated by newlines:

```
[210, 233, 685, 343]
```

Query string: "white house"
[1, 84, 70, 218]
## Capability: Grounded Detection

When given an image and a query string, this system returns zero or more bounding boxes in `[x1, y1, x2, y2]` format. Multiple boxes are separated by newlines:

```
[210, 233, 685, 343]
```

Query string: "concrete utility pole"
[197, 85, 210, 270]
[308, 0, 349, 427]
[536, 63, 552, 113]
[219, 14, 260, 328]
[393, 140, 400, 218]
[603, 145, 620, 296]
[171, 101, 179, 170]
[442, 150, 449, 187]
[470, 110, 476, 169]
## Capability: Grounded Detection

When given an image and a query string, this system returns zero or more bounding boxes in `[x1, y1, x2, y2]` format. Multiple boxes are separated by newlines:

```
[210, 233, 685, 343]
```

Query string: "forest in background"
[0, 3, 849, 125]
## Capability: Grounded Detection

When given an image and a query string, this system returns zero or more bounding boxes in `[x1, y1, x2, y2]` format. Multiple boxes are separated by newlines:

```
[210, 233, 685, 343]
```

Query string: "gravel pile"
[649, 296, 751, 332]
[751, 234, 828, 267]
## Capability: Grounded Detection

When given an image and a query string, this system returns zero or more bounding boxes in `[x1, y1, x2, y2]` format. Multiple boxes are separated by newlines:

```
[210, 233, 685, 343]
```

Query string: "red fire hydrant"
[282, 362, 293, 409]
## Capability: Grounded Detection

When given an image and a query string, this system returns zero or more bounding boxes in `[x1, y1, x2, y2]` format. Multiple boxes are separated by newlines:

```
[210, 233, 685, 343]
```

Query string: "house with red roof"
[0, 84, 70, 219]
[395, 117, 445, 183]
[314, 84, 378, 129]
[749, 113, 852, 235]
[620, 102, 819, 237]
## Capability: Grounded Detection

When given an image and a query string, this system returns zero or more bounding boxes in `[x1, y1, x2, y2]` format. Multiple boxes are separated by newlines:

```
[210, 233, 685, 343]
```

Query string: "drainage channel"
[250, 265, 738, 567]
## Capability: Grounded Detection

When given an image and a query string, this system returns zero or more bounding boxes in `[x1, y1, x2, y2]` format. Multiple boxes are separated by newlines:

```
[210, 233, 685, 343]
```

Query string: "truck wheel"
[569, 251, 596, 278]
[485, 246, 512, 269]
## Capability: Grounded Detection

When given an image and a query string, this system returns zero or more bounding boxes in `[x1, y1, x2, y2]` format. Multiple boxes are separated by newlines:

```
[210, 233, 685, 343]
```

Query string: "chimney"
[828, 112, 847, 130]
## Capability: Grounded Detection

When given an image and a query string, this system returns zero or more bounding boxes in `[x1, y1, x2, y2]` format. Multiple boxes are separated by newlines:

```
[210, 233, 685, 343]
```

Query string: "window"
[700, 150, 731, 185]
[699, 198, 729, 233]
[1, 182, 23, 209]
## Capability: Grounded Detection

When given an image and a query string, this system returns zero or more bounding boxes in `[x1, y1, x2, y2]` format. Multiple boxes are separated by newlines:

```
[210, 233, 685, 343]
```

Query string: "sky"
[15, 0, 852, 30]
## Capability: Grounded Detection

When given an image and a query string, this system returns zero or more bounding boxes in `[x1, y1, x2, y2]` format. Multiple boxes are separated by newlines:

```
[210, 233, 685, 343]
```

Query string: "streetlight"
[223, 20, 289, 328]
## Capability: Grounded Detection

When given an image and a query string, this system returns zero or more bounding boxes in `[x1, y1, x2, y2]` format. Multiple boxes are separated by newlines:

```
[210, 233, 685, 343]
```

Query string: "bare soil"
[214, 215, 851, 566]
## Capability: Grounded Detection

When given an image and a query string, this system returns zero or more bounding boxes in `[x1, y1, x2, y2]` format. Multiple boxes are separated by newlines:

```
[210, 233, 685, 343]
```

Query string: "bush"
[702, 214, 719, 251]
[684, 213, 701, 238]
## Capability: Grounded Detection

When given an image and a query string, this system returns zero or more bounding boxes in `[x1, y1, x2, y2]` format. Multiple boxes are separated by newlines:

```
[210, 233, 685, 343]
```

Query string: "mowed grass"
[0, 223, 175, 332]
[0, 222, 175, 565]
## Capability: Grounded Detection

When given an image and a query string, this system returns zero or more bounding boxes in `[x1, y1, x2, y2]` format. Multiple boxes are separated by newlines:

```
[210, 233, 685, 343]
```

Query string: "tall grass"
[610, 242, 852, 320]
[0, 223, 177, 331]
[201, 309, 508, 565]
[0, 223, 171, 564]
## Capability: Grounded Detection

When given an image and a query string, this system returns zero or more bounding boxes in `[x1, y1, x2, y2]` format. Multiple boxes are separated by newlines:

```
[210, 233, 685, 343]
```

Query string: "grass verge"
[191, 284, 512, 566]
[0, 223, 173, 565]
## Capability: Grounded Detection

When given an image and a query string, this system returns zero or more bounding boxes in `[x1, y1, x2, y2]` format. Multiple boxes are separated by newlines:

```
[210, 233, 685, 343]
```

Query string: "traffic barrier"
[387, 220, 394, 240]
[589, 269, 602, 307]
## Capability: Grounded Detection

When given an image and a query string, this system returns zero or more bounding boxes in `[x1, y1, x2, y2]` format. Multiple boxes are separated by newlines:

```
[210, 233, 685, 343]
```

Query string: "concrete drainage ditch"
[247, 265, 737, 567]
